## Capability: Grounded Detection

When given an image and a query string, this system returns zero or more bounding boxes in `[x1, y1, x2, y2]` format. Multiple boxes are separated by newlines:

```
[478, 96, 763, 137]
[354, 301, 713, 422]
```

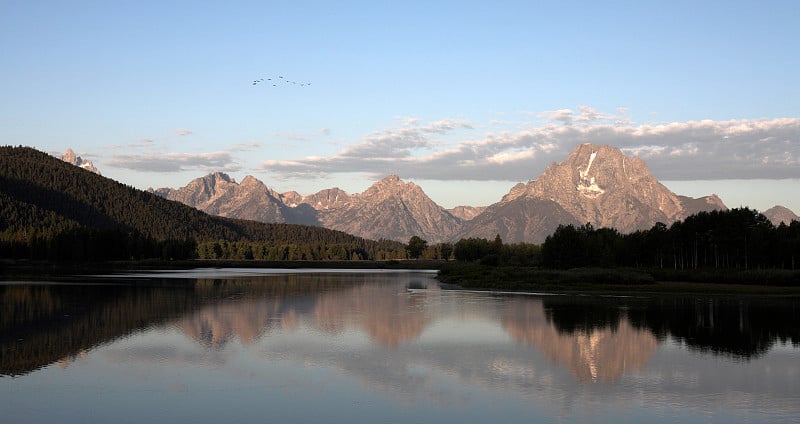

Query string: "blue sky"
[2, 1, 798, 213]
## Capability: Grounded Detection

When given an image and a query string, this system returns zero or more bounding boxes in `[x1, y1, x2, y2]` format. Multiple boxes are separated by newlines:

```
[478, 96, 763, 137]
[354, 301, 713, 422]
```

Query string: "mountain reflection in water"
[502, 298, 658, 382]
[1, 270, 798, 382]
[178, 281, 431, 349]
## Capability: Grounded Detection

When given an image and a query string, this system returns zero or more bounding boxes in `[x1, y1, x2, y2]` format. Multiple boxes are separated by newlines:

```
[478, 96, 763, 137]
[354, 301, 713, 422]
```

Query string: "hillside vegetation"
[0, 146, 404, 261]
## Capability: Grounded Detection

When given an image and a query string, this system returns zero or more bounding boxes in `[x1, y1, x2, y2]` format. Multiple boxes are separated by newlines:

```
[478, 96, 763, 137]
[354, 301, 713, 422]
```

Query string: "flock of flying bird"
[252, 76, 311, 87]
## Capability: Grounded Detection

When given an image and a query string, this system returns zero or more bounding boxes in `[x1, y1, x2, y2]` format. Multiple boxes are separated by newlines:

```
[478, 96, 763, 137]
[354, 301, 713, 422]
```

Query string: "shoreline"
[3, 259, 800, 296]
[435, 263, 800, 296]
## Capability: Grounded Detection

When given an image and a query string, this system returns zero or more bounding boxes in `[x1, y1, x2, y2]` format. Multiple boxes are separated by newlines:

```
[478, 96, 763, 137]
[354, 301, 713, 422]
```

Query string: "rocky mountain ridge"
[156, 173, 460, 242]
[763, 205, 800, 226]
[154, 144, 793, 243]
[59, 148, 100, 174]
[456, 144, 729, 242]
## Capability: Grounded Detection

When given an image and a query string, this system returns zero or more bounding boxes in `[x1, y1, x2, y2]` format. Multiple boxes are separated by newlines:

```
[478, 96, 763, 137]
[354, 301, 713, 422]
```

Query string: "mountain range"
[2, 146, 393, 253]
[152, 143, 795, 244]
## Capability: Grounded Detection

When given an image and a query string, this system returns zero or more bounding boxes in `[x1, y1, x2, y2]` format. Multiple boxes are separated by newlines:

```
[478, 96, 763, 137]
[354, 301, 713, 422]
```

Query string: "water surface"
[2, 269, 798, 423]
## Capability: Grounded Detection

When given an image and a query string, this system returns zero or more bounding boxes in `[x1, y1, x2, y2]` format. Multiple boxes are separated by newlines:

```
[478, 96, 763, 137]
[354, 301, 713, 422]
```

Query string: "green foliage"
[405, 236, 428, 259]
[445, 208, 797, 274]
[541, 223, 620, 269]
[438, 243, 453, 261]
[437, 263, 655, 290]
[541, 208, 800, 271]
[451, 237, 541, 266]
[454, 237, 493, 261]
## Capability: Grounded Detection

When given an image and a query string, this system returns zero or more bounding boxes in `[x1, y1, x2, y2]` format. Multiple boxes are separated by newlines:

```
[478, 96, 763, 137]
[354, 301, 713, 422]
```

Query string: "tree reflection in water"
[502, 298, 658, 382]
[1, 272, 799, 381]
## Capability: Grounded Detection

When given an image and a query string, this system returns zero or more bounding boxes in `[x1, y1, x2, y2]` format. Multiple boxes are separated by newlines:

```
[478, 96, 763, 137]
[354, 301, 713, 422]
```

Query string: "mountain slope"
[460, 144, 727, 243]
[147, 143, 730, 245]
[155, 173, 319, 226]
[295, 187, 351, 210]
[763, 205, 799, 225]
[453, 197, 579, 244]
[448, 205, 487, 221]
[0, 146, 376, 247]
[159, 174, 462, 243]
[314, 175, 462, 243]
[677, 194, 728, 217]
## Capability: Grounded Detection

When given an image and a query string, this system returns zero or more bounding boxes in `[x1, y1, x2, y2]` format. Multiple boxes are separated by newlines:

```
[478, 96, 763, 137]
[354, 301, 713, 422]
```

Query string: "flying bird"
[251, 74, 311, 88]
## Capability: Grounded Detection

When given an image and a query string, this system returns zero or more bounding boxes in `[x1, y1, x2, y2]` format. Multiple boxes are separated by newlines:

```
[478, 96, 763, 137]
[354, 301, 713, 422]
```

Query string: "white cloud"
[538, 106, 630, 127]
[261, 117, 475, 179]
[176, 129, 193, 136]
[108, 151, 240, 173]
[229, 142, 261, 151]
[538, 108, 575, 125]
[620, 145, 667, 158]
[669, 145, 699, 157]
[260, 109, 800, 182]
[420, 118, 473, 133]
[488, 149, 537, 164]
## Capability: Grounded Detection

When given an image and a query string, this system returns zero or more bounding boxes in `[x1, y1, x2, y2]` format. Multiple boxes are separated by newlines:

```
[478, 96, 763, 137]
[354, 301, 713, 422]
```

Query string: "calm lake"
[1, 268, 798, 423]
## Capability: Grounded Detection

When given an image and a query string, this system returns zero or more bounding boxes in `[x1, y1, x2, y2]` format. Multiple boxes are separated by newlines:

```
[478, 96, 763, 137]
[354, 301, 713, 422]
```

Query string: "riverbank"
[4, 258, 800, 295]
[0, 258, 442, 280]
[436, 263, 800, 295]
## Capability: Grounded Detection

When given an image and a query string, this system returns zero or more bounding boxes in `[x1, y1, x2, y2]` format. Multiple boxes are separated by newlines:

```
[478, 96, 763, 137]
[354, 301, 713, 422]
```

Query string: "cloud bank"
[107, 143, 259, 173]
[261, 108, 800, 181]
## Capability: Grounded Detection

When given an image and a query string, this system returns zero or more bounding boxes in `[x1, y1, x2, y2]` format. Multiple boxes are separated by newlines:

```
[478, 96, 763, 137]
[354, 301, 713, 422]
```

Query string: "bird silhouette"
[251, 75, 311, 88]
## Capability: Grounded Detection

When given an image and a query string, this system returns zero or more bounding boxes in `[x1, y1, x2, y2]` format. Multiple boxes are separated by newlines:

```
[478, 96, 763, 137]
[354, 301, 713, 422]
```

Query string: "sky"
[2, 1, 798, 213]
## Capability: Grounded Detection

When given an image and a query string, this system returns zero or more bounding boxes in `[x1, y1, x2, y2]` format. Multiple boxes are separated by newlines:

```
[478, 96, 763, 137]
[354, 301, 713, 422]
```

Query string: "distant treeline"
[0, 225, 408, 262]
[195, 240, 407, 261]
[543, 207, 800, 270]
[434, 207, 799, 271]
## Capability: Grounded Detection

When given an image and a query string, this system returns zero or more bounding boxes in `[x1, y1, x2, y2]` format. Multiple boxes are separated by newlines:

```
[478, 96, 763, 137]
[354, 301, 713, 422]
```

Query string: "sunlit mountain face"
[153, 144, 731, 243]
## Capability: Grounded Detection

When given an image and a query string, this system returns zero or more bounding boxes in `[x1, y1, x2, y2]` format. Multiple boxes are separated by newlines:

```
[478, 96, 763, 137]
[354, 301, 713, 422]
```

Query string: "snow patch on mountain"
[577, 150, 605, 198]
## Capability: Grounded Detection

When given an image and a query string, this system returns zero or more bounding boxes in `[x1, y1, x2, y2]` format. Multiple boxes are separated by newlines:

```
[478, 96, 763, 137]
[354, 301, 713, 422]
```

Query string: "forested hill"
[0, 146, 403, 260]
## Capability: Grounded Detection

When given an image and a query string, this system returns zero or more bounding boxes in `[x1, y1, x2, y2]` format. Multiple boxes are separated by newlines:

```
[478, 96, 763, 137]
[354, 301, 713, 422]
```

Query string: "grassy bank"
[436, 263, 800, 295]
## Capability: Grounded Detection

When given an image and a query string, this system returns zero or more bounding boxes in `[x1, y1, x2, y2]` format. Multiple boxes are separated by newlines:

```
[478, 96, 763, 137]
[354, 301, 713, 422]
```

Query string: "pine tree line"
[542, 208, 800, 270]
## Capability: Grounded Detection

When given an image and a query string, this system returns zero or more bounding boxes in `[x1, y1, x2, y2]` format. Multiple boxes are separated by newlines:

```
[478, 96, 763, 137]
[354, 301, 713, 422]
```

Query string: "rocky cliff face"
[155, 144, 729, 243]
[60, 148, 100, 174]
[459, 144, 727, 243]
[447, 205, 487, 221]
[155, 173, 317, 225]
[298, 188, 352, 210]
[527, 144, 684, 230]
[313, 175, 461, 243]
[157, 174, 460, 242]
[763, 205, 799, 225]
[677, 194, 728, 218]
[452, 197, 579, 244]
